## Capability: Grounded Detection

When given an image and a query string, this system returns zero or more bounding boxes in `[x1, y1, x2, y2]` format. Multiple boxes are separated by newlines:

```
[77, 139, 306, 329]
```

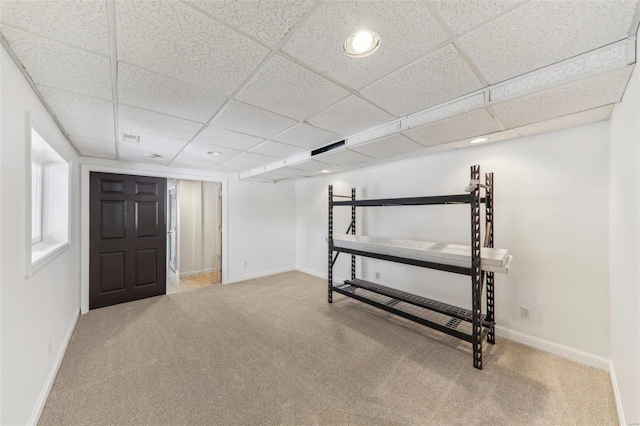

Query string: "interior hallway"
[166, 269, 220, 294]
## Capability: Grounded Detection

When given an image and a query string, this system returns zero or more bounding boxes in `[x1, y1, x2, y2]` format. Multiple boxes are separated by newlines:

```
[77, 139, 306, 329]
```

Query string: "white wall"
[227, 178, 296, 282]
[608, 51, 640, 424]
[0, 46, 81, 425]
[296, 122, 610, 358]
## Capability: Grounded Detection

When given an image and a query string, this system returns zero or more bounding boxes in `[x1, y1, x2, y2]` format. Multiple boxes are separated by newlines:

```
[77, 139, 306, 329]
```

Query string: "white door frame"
[167, 184, 178, 273]
[80, 164, 229, 314]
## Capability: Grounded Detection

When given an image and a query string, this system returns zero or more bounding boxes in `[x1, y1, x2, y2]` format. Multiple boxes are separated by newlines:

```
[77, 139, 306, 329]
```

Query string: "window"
[28, 120, 70, 275]
[31, 161, 43, 244]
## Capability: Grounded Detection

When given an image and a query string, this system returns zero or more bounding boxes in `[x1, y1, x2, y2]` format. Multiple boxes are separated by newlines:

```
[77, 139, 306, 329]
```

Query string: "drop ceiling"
[0, 0, 638, 181]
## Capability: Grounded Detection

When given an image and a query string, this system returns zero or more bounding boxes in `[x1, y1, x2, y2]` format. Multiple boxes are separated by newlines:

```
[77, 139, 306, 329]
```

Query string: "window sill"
[29, 241, 69, 276]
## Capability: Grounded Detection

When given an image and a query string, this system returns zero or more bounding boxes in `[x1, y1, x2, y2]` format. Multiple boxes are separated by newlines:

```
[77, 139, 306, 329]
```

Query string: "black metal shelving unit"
[328, 165, 495, 370]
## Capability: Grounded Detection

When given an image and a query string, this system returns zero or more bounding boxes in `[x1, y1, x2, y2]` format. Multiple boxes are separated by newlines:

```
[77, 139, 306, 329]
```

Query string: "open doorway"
[166, 179, 222, 294]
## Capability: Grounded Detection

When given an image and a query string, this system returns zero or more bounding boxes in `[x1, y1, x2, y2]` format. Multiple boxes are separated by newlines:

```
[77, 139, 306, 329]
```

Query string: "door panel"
[90, 172, 166, 309]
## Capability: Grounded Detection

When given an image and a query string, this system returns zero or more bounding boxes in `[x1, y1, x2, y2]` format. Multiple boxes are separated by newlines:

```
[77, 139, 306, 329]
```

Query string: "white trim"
[225, 265, 296, 284]
[27, 310, 79, 426]
[296, 266, 611, 371]
[494, 326, 610, 370]
[80, 164, 229, 314]
[609, 361, 626, 426]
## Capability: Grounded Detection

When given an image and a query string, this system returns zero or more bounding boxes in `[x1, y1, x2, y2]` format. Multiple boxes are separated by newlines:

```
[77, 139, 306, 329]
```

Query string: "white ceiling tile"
[212, 101, 297, 138]
[272, 123, 340, 149]
[183, 142, 242, 159]
[307, 96, 394, 137]
[399, 128, 521, 158]
[249, 140, 305, 158]
[118, 63, 227, 123]
[403, 108, 500, 146]
[313, 148, 374, 166]
[516, 105, 614, 137]
[252, 166, 310, 181]
[0, 0, 110, 54]
[37, 85, 114, 127]
[115, 0, 269, 93]
[58, 116, 115, 143]
[281, 1, 449, 89]
[349, 134, 421, 158]
[285, 159, 330, 172]
[491, 67, 631, 129]
[118, 143, 180, 163]
[71, 136, 116, 159]
[460, 0, 638, 84]
[361, 44, 484, 117]
[126, 133, 188, 153]
[193, 126, 264, 151]
[185, 0, 314, 47]
[119, 105, 203, 140]
[1, 27, 112, 99]
[237, 55, 349, 121]
[433, 0, 522, 35]
[213, 151, 277, 172]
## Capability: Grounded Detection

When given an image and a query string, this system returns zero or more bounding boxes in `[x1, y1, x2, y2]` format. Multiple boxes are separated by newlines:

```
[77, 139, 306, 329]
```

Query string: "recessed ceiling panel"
[183, 143, 242, 159]
[37, 85, 114, 127]
[403, 108, 500, 146]
[0, 0, 110, 54]
[129, 133, 189, 153]
[307, 95, 394, 137]
[58, 116, 115, 143]
[517, 105, 614, 137]
[281, 1, 449, 89]
[460, 0, 638, 84]
[71, 136, 116, 159]
[349, 134, 421, 158]
[193, 126, 264, 151]
[212, 101, 297, 138]
[272, 123, 340, 149]
[237, 55, 349, 121]
[118, 63, 227, 123]
[313, 148, 373, 166]
[119, 105, 203, 140]
[115, 0, 269, 94]
[118, 142, 181, 164]
[185, 0, 314, 47]
[433, 0, 522, 35]
[361, 44, 484, 117]
[170, 150, 235, 169]
[491, 67, 631, 129]
[249, 140, 305, 158]
[213, 151, 277, 172]
[1, 27, 112, 99]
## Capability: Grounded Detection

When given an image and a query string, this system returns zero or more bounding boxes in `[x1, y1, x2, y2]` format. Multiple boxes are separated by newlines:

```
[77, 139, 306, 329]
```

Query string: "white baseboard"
[608, 361, 626, 426]
[28, 309, 79, 426]
[295, 265, 348, 283]
[225, 265, 295, 284]
[495, 326, 610, 370]
[297, 266, 611, 371]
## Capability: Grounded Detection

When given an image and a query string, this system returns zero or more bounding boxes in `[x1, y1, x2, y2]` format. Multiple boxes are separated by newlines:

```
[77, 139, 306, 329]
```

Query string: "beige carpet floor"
[40, 271, 617, 425]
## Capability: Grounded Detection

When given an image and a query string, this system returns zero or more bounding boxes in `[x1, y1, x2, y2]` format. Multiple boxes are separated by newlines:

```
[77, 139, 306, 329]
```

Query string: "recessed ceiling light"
[207, 151, 222, 156]
[122, 133, 140, 144]
[344, 30, 380, 58]
[144, 153, 161, 158]
[470, 137, 489, 144]
[321, 170, 330, 173]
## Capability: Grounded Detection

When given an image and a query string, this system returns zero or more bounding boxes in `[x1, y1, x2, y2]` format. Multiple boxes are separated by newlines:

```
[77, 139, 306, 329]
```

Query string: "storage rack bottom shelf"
[333, 279, 493, 344]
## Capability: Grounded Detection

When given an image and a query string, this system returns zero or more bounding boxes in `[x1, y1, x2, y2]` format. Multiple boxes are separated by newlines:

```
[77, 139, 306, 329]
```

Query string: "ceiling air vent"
[311, 140, 345, 157]
[122, 133, 140, 143]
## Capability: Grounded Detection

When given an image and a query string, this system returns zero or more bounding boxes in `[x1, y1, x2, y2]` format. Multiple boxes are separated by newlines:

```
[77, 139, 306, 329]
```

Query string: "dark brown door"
[90, 172, 166, 309]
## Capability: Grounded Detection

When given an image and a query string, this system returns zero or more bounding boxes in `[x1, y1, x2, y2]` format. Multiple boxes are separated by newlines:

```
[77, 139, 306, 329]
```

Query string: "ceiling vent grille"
[311, 140, 345, 156]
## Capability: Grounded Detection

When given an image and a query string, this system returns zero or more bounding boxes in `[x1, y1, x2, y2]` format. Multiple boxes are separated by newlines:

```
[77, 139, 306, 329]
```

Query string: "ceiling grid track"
[166, 0, 326, 167]
[0, 31, 81, 155]
[106, 0, 120, 160]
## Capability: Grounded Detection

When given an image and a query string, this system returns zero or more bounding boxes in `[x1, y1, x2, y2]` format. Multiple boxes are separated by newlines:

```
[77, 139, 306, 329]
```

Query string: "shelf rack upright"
[327, 165, 495, 369]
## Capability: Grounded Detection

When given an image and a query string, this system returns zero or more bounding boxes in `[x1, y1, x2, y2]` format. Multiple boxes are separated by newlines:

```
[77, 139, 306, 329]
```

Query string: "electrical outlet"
[47, 338, 52, 354]
[375, 272, 380, 280]
[521, 306, 531, 319]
